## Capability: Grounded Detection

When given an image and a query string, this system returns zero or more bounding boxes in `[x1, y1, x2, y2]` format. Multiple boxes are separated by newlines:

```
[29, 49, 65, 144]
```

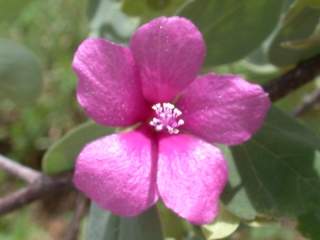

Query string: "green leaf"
[42, 121, 113, 175]
[86, 203, 163, 240]
[122, 0, 186, 22]
[0, 39, 42, 106]
[222, 107, 320, 220]
[202, 205, 240, 240]
[158, 203, 187, 239]
[268, 2, 320, 66]
[178, 0, 285, 66]
[86, 203, 120, 240]
[297, 209, 320, 240]
[88, 0, 139, 43]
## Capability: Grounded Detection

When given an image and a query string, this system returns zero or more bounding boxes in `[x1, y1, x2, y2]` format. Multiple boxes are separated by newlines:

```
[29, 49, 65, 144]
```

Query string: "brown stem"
[263, 54, 320, 101]
[0, 173, 72, 215]
[64, 193, 89, 240]
[0, 154, 41, 183]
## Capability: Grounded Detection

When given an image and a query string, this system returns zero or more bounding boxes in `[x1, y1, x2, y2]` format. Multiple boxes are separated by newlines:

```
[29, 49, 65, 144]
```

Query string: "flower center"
[149, 103, 184, 135]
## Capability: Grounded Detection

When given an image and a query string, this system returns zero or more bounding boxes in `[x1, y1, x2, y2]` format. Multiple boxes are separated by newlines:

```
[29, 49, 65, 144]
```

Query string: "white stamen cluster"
[149, 103, 184, 135]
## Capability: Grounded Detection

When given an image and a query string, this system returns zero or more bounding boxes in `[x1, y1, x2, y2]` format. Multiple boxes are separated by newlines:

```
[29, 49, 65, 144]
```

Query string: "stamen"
[149, 102, 184, 135]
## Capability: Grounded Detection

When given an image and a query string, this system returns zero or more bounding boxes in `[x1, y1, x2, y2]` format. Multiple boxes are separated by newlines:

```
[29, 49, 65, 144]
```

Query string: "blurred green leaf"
[185, 237, 204, 240]
[281, 30, 320, 50]
[158, 203, 187, 240]
[202, 205, 240, 240]
[222, 107, 320, 220]
[308, 0, 320, 8]
[0, 39, 42, 106]
[179, 0, 285, 66]
[86, 203, 163, 240]
[213, 60, 279, 84]
[86, 203, 120, 240]
[42, 121, 113, 175]
[268, 2, 320, 66]
[283, 0, 317, 22]
[122, 0, 186, 22]
[88, 0, 139, 43]
[0, 0, 32, 22]
[245, 216, 277, 228]
[297, 209, 320, 240]
[299, 103, 320, 135]
[0, 209, 50, 240]
[248, 223, 295, 240]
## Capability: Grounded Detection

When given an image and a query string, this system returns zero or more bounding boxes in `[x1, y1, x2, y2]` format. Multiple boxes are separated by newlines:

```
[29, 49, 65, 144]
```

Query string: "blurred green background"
[0, 0, 319, 239]
[0, 0, 87, 239]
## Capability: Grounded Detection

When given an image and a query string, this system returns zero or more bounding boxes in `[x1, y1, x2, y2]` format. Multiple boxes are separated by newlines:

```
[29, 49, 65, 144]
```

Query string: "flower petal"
[130, 17, 205, 103]
[73, 38, 148, 126]
[177, 74, 271, 145]
[73, 128, 158, 216]
[157, 134, 228, 224]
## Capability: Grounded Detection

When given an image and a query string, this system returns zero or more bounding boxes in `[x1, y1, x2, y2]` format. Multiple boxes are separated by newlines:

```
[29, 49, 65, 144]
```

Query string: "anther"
[149, 103, 184, 134]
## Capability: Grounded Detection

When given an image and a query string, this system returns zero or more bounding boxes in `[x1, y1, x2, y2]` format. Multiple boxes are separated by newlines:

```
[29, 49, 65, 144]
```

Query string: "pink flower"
[72, 17, 270, 224]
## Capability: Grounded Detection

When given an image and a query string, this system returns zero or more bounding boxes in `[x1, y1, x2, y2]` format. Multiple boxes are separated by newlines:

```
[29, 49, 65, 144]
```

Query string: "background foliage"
[0, 0, 320, 239]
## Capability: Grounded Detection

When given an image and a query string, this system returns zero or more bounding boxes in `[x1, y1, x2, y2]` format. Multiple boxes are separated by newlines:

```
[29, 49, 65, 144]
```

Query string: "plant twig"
[0, 154, 41, 183]
[293, 89, 320, 116]
[263, 54, 320, 101]
[0, 173, 72, 215]
[64, 193, 89, 240]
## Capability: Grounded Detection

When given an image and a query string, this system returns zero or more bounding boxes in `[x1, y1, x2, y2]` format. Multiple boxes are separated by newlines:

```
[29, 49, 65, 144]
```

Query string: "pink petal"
[73, 128, 158, 216]
[177, 74, 271, 145]
[73, 38, 148, 127]
[157, 134, 228, 224]
[130, 17, 205, 103]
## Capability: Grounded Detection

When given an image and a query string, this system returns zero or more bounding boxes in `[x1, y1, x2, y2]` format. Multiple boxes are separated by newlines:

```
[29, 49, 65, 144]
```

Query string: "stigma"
[149, 103, 184, 135]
